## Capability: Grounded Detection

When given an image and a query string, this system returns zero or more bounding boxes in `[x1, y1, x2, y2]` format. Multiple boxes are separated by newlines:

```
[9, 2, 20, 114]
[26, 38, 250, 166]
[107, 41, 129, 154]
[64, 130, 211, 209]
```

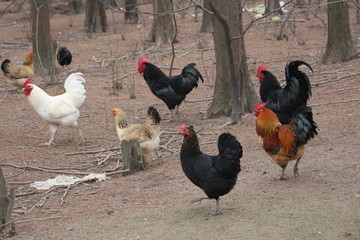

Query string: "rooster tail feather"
[1, 59, 11, 74]
[63, 72, 86, 108]
[291, 106, 318, 146]
[285, 60, 313, 99]
[182, 63, 204, 83]
[217, 133, 242, 175]
[147, 106, 161, 125]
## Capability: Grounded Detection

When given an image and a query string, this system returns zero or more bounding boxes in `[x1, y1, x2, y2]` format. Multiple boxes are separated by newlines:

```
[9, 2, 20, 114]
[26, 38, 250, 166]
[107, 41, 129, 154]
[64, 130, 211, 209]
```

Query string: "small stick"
[65, 147, 121, 155]
[310, 99, 360, 107]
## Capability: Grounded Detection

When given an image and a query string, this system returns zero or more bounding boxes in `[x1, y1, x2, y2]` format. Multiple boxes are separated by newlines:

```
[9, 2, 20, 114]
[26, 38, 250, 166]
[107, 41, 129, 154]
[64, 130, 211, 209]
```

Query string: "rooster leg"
[155, 149, 161, 164]
[279, 166, 287, 180]
[42, 125, 58, 146]
[190, 196, 209, 204]
[77, 127, 85, 144]
[169, 110, 175, 122]
[293, 157, 302, 177]
[210, 198, 223, 216]
[174, 105, 180, 116]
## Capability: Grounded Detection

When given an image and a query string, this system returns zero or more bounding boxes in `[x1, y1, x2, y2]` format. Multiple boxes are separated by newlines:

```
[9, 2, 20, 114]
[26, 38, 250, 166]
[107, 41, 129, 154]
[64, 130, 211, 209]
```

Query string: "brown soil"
[0, 2, 359, 240]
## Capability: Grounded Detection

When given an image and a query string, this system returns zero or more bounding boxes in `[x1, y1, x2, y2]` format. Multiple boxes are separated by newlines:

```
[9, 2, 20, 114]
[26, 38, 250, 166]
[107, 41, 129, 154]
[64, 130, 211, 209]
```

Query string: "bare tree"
[125, 0, 139, 24]
[322, 0, 357, 64]
[199, 0, 212, 32]
[68, 0, 83, 14]
[31, 0, 56, 83]
[146, 0, 177, 46]
[0, 167, 15, 238]
[265, 0, 284, 15]
[206, 0, 258, 123]
[84, 0, 108, 33]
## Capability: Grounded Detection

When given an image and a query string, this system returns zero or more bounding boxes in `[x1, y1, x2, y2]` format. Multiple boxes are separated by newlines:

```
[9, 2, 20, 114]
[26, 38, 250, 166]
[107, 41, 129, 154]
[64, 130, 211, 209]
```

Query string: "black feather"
[180, 127, 242, 200]
[147, 106, 161, 125]
[260, 60, 313, 124]
[57, 46, 72, 67]
[142, 62, 203, 111]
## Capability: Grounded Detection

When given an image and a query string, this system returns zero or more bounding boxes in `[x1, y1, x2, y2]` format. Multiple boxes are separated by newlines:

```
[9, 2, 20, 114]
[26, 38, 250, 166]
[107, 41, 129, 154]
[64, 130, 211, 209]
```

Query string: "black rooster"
[57, 46, 72, 67]
[256, 60, 313, 124]
[138, 57, 203, 121]
[179, 124, 242, 215]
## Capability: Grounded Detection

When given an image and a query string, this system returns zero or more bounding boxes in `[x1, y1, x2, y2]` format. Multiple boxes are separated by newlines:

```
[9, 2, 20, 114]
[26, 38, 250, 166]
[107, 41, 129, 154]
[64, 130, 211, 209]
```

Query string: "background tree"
[31, 0, 56, 83]
[265, 0, 284, 15]
[199, 0, 212, 33]
[146, 0, 177, 46]
[0, 167, 15, 238]
[206, 0, 258, 122]
[84, 0, 108, 33]
[68, 0, 83, 15]
[322, 0, 357, 64]
[124, 0, 139, 24]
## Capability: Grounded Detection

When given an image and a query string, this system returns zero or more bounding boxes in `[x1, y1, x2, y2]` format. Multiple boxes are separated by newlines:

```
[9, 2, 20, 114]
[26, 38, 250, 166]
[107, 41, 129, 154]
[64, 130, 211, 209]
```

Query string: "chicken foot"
[190, 196, 209, 204]
[210, 198, 223, 216]
[279, 166, 287, 180]
[293, 157, 302, 178]
[77, 127, 85, 144]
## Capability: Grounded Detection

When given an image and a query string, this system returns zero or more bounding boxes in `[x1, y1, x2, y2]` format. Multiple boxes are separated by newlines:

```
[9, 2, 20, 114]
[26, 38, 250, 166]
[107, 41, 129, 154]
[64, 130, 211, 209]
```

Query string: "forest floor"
[0, 1, 359, 240]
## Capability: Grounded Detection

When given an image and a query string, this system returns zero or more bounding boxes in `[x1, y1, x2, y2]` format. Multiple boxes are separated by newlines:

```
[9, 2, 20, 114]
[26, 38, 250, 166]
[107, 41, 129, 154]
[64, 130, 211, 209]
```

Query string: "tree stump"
[0, 167, 15, 238]
[121, 139, 147, 175]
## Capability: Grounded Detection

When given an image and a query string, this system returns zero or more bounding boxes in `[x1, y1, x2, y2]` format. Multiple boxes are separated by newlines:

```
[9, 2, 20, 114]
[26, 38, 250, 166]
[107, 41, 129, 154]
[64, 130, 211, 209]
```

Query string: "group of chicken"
[1, 50, 318, 216]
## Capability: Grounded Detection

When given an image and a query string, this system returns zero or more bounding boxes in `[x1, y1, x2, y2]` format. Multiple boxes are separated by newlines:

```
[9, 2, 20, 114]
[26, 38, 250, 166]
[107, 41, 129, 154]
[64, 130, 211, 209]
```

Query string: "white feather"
[26, 72, 86, 128]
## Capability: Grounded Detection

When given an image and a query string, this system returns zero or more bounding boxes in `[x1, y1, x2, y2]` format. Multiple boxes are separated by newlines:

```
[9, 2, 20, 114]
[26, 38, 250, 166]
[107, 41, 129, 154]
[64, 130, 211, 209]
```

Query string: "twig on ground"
[310, 99, 360, 107]
[0, 163, 92, 175]
[65, 147, 121, 155]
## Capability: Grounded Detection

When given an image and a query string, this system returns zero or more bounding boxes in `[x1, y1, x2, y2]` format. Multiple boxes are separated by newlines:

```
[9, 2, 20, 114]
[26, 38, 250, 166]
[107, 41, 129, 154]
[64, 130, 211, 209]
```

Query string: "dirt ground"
[0, 1, 359, 240]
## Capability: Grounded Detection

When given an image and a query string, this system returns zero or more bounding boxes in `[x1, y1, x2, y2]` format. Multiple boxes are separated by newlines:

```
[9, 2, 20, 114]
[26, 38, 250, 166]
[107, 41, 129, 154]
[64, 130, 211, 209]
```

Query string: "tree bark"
[31, 0, 57, 83]
[322, 0, 357, 64]
[121, 139, 147, 175]
[146, 0, 177, 46]
[206, 0, 258, 120]
[0, 167, 15, 238]
[68, 0, 83, 15]
[84, 0, 108, 33]
[124, 0, 139, 24]
[265, 0, 283, 15]
[199, 0, 213, 33]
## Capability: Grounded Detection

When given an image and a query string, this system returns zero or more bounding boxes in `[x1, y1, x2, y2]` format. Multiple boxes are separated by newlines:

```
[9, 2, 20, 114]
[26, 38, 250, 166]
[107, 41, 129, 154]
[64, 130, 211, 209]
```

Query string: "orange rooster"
[1, 52, 35, 89]
[254, 102, 318, 180]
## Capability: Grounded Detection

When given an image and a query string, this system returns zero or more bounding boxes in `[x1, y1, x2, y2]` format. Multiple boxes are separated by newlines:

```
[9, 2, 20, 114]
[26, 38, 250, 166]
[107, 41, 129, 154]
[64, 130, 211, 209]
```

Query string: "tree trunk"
[124, 0, 139, 24]
[206, 0, 258, 120]
[68, 0, 83, 15]
[199, 0, 213, 33]
[357, 0, 360, 24]
[322, 0, 357, 64]
[265, 0, 283, 15]
[0, 167, 15, 238]
[31, 0, 57, 83]
[146, 0, 177, 46]
[84, 0, 108, 33]
[121, 139, 147, 175]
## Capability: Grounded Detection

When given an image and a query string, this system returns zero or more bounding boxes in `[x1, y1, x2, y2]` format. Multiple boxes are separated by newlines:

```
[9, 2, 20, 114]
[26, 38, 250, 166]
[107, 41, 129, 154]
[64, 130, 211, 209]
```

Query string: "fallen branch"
[313, 72, 360, 86]
[0, 163, 92, 176]
[310, 99, 360, 107]
[65, 147, 121, 156]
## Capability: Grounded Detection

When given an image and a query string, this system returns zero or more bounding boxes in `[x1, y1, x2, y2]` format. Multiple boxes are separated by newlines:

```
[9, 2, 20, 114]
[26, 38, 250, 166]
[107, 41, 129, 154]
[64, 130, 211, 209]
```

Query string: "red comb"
[256, 64, 268, 76]
[23, 79, 34, 88]
[254, 102, 266, 111]
[138, 57, 149, 67]
[179, 124, 186, 131]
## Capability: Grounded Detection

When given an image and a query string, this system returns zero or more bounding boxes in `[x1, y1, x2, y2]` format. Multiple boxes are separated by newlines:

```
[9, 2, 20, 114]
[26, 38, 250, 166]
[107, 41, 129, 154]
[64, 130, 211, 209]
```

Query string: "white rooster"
[23, 72, 86, 146]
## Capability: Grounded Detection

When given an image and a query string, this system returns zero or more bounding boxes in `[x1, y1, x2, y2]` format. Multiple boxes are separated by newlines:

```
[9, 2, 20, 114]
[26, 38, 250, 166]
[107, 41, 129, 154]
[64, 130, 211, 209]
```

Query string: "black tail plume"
[147, 106, 161, 125]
